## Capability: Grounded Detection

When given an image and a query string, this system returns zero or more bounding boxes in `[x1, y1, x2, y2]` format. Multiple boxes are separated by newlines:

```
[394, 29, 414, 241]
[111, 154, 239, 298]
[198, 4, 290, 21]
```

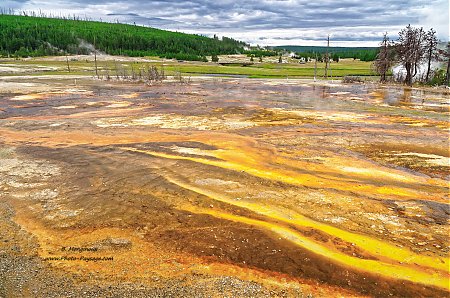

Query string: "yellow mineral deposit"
[10, 89, 93, 101]
[11, 93, 46, 101]
[179, 205, 449, 289]
[121, 143, 447, 203]
[105, 101, 132, 108]
[119, 92, 140, 99]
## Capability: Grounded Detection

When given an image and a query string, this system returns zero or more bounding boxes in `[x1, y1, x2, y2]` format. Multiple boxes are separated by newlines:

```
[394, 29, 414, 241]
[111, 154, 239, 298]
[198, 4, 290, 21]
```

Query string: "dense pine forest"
[0, 14, 247, 60]
[276, 45, 378, 61]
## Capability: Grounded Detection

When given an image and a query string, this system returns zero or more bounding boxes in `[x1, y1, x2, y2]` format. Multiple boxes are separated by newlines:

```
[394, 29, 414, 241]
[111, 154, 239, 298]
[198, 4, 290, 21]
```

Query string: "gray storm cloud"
[5, 0, 449, 46]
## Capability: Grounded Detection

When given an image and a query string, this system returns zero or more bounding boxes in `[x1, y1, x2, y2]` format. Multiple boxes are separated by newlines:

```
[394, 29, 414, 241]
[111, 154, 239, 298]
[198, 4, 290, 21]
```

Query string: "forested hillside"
[0, 15, 247, 60]
[276, 45, 378, 61]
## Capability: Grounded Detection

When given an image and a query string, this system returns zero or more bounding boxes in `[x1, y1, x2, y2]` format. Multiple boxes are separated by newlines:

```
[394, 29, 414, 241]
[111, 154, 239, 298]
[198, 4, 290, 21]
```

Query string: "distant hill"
[0, 14, 247, 60]
[275, 45, 379, 61]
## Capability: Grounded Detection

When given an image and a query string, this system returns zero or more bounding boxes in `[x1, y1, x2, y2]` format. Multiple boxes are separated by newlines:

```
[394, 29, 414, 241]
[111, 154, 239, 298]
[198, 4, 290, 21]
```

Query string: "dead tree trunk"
[425, 45, 432, 82]
[405, 62, 412, 86]
[94, 36, 99, 78]
[424, 29, 438, 82]
[65, 55, 71, 72]
[446, 43, 450, 86]
[324, 35, 329, 79]
[412, 28, 424, 79]
[314, 53, 317, 81]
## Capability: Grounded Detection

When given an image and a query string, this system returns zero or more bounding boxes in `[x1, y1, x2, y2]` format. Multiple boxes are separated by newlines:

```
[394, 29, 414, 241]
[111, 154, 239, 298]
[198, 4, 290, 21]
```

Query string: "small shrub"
[428, 69, 447, 86]
[342, 76, 363, 83]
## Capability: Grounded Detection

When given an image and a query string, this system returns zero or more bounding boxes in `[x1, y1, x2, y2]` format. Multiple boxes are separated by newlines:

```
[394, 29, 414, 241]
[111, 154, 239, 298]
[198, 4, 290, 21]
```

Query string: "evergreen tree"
[332, 53, 339, 62]
[0, 15, 247, 60]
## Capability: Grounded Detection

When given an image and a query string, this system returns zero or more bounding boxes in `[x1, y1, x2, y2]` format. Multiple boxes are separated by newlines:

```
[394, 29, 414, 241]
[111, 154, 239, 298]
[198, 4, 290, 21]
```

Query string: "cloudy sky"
[3, 0, 449, 46]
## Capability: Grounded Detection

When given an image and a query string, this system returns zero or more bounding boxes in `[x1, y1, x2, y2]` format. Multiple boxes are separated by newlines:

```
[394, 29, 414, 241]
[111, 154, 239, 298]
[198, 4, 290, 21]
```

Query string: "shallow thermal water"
[0, 77, 449, 297]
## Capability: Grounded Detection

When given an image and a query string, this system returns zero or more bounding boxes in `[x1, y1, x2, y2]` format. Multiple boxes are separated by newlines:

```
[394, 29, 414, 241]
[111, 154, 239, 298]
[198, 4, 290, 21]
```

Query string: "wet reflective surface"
[0, 77, 449, 297]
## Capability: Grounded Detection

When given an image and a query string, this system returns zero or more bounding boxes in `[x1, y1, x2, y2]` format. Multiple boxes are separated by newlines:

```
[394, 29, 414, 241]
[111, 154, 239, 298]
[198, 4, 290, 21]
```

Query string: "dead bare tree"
[65, 54, 71, 73]
[160, 65, 166, 80]
[94, 36, 99, 78]
[423, 28, 439, 82]
[104, 66, 111, 81]
[131, 65, 137, 81]
[374, 33, 394, 82]
[114, 61, 120, 80]
[396, 25, 426, 86]
[314, 53, 317, 81]
[324, 35, 330, 78]
[442, 42, 450, 86]
[447, 43, 450, 86]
